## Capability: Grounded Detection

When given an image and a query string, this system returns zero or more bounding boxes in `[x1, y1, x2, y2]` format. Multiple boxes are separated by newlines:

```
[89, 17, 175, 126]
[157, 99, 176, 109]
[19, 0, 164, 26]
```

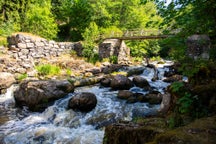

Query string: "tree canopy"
[0, 0, 215, 59]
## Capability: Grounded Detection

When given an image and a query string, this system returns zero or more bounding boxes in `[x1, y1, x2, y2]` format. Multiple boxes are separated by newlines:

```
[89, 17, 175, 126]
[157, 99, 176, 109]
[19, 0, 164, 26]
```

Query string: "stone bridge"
[99, 29, 177, 64]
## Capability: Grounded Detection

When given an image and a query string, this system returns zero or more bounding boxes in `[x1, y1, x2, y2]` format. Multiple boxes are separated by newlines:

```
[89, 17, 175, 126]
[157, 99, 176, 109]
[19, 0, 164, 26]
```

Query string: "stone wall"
[7, 34, 75, 60]
[186, 34, 211, 60]
[99, 39, 130, 64]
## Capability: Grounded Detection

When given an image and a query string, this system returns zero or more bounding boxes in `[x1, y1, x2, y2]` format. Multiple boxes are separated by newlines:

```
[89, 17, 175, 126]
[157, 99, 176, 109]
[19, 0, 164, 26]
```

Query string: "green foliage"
[159, 36, 186, 60]
[109, 55, 118, 64]
[36, 64, 61, 76]
[170, 82, 195, 115]
[127, 39, 162, 58]
[82, 22, 100, 63]
[17, 73, 28, 81]
[177, 92, 194, 114]
[66, 68, 72, 76]
[0, 37, 7, 46]
[157, 0, 216, 37]
[99, 26, 123, 39]
[170, 81, 184, 93]
[69, 50, 77, 57]
[82, 22, 99, 42]
[0, 21, 14, 36]
[22, 0, 58, 39]
[178, 59, 210, 78]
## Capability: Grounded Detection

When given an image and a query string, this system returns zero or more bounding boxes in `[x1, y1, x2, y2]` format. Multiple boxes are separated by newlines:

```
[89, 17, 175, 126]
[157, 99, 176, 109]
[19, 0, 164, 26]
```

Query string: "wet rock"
[145, 93, 163, 104]
[68, 92, 97, 112]
[134, 93, 146, 102]
[126, 96, 137, 103]
[100, 77, 111, 87]
[101, 64, 123, 74]
[158, 93, 171, 115]
[14, 80, 74, 111]
[163, 74, 183, 83]
[132, 108, 159, 118]
[86, 112, 117, 129]
[132, 76, 151, 90]
[127, 67, 145, 77]
[0, 72, 16, 94]
[117, 90, 134, 100]
[110, 74, 133, 90]
[103, 122, 161, 144]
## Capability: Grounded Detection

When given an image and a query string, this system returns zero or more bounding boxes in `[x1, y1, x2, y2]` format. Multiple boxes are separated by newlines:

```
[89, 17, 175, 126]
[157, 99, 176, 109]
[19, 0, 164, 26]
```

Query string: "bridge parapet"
[109, 29, 162, 38]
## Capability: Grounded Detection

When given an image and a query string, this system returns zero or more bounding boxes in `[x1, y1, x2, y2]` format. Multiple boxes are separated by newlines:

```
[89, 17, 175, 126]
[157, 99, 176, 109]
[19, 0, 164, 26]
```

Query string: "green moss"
[152, 115, 216, 144]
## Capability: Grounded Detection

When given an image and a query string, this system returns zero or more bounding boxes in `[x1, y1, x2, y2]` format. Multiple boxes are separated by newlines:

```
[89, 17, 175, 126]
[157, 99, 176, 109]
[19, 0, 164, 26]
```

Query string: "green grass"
[36, 64, 61, 76]
[17, 73, 28, 81]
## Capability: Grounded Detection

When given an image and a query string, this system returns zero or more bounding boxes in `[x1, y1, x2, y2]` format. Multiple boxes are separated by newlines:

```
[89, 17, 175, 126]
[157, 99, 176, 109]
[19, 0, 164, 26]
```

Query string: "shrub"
[109, 55, 118, 64]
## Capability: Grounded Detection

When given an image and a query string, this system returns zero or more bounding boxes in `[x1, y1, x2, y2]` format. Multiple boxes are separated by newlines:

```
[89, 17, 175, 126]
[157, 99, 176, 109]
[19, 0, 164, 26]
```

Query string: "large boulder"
[110, 74, 133, 90]
[104, 116, 216, 144]
[103, 120, 164, 144]
[132, 76, 151, 90]
[0, 72, 16, 94]
[68, 92, 97, 112]
[14, 80, 74, 111]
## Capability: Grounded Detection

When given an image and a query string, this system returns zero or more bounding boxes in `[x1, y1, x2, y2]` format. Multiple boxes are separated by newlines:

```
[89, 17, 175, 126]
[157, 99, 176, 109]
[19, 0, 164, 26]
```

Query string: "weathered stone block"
[20, 49, 29, 55]
[186, 34, 211, 60]
[35, 42, 45, 47]
[17, 43, 27, 49]
[26, 43, 34, 48]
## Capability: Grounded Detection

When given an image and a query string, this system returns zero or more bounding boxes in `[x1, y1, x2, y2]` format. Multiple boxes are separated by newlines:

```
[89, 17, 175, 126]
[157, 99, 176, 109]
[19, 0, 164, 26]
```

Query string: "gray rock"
[17, 43, 27, 49]
[14, 80, 74, 111]
[110, 74, 133, 90]
[117, 90, 134, 100]
[133, 76, 151, 90]
[0, 72, 16, 94]
[68, 92, 97, 112]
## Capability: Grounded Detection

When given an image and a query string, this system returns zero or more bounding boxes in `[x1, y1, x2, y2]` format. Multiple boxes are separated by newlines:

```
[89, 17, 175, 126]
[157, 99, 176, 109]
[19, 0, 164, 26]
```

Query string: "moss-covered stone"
[103, 116, 216, 144]
[150, 115, 216, 144]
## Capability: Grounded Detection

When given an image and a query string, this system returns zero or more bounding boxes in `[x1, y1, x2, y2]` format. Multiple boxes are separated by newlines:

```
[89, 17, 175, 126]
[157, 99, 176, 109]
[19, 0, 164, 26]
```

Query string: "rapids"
[0, 61, 173, 144]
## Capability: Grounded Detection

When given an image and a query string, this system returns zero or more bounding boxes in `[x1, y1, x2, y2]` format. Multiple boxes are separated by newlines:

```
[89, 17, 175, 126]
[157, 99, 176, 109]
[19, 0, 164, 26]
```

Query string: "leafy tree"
[52, 0, 92, 41]
[82, 22, 99, 63]
[0, 0, 58, 39]
[138, 0, 216, 59]
[22, 0, 58, 39]
[0, 0, 31, 34]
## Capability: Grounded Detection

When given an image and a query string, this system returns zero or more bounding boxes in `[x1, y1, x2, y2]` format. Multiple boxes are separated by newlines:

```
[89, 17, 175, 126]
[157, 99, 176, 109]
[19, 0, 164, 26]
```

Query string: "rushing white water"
[0, 61, 173, 144]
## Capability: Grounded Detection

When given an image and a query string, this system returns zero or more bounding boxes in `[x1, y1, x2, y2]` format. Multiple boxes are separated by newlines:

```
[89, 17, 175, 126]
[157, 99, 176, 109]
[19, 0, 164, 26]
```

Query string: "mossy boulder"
[103, 115, 216, 144]
[151, 115, 216, 144]
[103, 118, 167, 144]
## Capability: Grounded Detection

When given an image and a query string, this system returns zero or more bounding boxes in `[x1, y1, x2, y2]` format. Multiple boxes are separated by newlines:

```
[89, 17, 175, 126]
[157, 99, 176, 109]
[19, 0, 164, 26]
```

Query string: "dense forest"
[0, 0, 216, 60]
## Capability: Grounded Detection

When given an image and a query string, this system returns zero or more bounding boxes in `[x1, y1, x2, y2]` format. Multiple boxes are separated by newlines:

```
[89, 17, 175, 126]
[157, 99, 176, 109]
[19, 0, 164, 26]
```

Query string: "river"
[0, 61, 172, 144]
